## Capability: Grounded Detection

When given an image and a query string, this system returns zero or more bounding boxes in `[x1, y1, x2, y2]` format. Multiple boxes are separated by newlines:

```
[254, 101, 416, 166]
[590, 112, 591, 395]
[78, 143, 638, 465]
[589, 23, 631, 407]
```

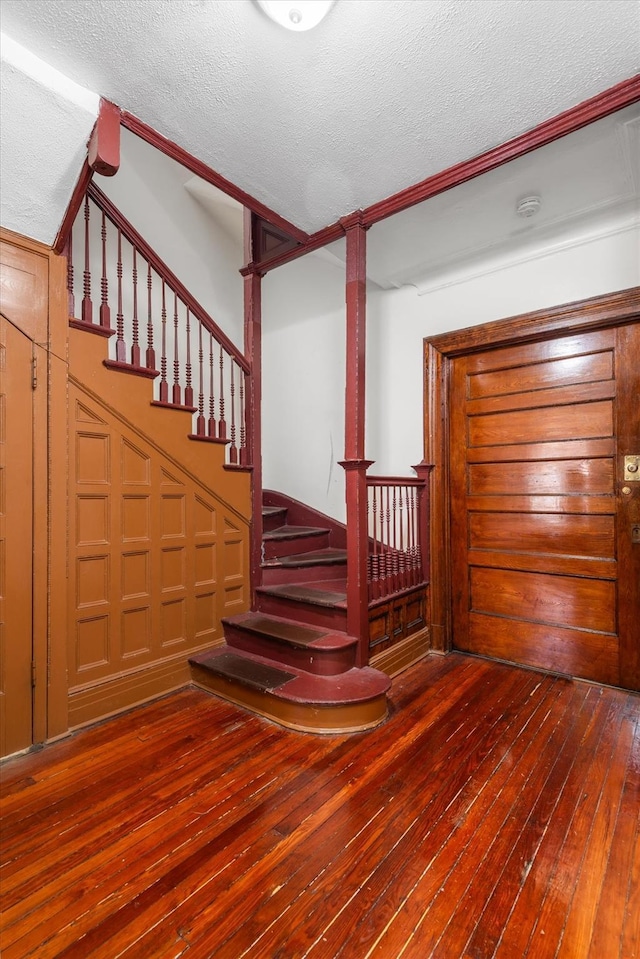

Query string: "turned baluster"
[208, 333, 216, 437]
[99, 211, 111, 330]
[115, 228, 125, 361]
[81, 196, 92, 324]
[159, 281, 169, 403]
[385, 486, 393, 592]
[131, 248, 140, 367]
[397, 485, 405, 590]
[172, 292, 181, 405]
[146, 263, 156, 371]
[184, 309, 194, 408]
[229, 363, 237, 463]
[66, 230, 75, 318]
[218, 345, 227, 440]
[196, 321, 205, 436]
[370, 488, 380, 601]
[239, 370, 247, 465]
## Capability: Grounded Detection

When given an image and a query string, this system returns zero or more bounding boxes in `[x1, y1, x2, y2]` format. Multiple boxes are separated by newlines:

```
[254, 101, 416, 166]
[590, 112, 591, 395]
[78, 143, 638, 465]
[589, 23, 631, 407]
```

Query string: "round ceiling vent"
[516, 196, 542, 218]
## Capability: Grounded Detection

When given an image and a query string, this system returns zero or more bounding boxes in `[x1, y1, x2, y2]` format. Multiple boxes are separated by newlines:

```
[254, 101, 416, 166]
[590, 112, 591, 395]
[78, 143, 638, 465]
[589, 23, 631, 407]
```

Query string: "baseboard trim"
[67, 641, 223, 729]
[371, 628, 431, 678]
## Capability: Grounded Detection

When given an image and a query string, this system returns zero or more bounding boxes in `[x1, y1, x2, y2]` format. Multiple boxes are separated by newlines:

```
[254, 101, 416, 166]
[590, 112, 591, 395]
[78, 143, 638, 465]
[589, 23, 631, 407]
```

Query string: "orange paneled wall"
[1, 228, 252, 749]
[67, 385, 250, 726]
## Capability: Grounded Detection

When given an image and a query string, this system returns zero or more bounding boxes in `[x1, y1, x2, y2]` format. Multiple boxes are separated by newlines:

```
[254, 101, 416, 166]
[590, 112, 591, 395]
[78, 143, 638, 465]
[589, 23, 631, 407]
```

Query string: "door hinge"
[31, 662, 37, 687]
[32, 355, 37, 390]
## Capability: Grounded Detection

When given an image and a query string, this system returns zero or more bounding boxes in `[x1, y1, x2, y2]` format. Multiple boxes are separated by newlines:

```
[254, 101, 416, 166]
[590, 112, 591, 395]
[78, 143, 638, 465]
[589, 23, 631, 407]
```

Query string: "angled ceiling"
[1, 0, 639, 245]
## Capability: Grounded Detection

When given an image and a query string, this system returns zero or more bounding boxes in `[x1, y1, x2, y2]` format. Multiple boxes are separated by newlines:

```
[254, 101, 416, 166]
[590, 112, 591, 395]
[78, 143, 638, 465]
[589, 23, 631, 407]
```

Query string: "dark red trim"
[245, 222, 343, 275]
[253, 217, 302, 264]
[68, 317, 113, 337]
[88, 182, 250, 373]
[53, 160, 93, 255]
[244, 255, 263, 601]
[189, 433, 229, 445]
[120, 110, 309, 245]
[88, 99, 121, 177]
[365, 73, 640, 226]
[250, 73, 640, 273]
[342, 219, 371, 665]
[366, 475, 425, 486]
[104, 359, 158, 378]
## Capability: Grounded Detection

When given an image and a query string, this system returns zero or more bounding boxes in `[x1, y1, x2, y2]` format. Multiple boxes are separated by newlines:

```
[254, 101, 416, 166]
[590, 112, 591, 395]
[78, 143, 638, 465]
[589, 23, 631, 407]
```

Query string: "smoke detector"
[516, 196, 542, 218]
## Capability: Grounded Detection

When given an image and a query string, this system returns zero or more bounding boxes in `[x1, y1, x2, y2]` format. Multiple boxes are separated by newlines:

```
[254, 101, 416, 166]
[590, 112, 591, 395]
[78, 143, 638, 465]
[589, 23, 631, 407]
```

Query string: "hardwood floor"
[1, 653, 638, 958]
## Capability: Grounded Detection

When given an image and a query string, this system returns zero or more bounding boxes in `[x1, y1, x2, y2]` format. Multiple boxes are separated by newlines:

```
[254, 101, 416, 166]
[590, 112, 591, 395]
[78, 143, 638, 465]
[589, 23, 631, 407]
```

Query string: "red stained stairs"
[190, 495, 391, 733]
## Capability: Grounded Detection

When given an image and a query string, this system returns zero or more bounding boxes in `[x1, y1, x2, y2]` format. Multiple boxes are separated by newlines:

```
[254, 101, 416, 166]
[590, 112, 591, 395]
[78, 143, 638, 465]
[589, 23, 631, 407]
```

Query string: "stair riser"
[263, 531, 331, 560]
[255, 593, 348, 632]
[262, 562, 347, 586]
[224, 628, 356, 676]
[262, 509, 288, 532]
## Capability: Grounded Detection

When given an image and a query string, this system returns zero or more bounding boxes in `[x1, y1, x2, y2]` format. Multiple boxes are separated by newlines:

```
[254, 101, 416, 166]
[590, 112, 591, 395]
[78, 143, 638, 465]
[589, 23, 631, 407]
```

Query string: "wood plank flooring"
[1, 653, 638, 958]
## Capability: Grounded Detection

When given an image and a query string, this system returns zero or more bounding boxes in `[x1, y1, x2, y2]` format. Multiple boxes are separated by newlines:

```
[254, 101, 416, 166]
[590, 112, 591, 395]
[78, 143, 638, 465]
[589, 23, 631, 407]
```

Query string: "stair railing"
[366, 466, 431, 603]
[66, 183, 251, 466]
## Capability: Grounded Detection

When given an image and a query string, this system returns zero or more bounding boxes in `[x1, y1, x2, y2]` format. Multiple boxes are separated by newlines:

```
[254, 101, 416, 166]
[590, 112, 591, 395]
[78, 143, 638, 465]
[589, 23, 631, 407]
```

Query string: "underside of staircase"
[190, 499, 391, 734]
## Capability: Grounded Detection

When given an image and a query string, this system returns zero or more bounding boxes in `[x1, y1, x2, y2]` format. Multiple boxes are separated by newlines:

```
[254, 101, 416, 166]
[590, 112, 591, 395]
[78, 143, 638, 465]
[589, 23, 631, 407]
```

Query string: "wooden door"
[450, 322, 640, 690]
[0, 315, 34, 755]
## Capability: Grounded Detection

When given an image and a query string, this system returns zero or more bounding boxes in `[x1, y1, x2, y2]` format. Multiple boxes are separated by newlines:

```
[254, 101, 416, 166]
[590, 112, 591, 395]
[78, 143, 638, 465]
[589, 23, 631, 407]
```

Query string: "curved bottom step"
[189, 648, 390, 734]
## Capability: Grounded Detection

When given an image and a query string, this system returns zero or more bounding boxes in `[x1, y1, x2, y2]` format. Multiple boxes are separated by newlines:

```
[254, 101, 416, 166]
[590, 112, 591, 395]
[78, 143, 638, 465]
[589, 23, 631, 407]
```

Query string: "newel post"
[339, 213, 372, 667]
[242, 209, 265, 601]
[412, 460, 435, 585]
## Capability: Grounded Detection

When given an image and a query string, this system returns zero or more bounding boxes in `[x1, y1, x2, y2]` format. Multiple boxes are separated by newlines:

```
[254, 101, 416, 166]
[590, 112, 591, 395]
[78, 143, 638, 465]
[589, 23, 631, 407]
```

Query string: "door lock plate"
[624, 455, 640, 481]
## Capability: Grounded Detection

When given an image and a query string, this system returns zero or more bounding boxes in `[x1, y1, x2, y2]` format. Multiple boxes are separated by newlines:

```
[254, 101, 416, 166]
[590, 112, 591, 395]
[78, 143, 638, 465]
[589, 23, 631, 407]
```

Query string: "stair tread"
[263, 548, 347, 568]
[190, 647, 390, 704]
[263, 506, 287, 517]
[191, 650, 296, 691]
[256, 583, 347, 608]
[224, 612, 354, 650]
[263, 525, 329, 541]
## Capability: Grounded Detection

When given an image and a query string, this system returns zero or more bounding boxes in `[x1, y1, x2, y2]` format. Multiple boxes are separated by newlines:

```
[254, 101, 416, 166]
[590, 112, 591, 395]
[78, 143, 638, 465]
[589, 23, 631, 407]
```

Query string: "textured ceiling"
[1, 0, 639, 242]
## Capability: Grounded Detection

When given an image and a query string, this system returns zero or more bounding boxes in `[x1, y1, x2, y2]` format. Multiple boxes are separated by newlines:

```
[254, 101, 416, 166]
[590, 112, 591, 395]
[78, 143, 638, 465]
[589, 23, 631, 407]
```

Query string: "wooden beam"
[364, 73, 640, 226]
[251, 74, 640, 273]
[52, 159, 92, 256]
[120, 110, 309, 245]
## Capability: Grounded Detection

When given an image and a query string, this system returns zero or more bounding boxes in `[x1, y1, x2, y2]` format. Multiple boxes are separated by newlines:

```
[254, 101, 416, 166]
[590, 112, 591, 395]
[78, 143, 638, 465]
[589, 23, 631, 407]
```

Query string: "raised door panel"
[450, 325, 630, 687]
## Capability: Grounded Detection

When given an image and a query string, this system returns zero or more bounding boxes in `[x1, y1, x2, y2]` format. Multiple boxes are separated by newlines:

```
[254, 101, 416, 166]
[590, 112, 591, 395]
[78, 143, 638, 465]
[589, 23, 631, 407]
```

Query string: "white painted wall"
[101, 129, 244, 348]
[367, 210, 639, 477]
[0, 36, 98, 244]
[262, 211, 639, 519]
[262, 242, 348, 522]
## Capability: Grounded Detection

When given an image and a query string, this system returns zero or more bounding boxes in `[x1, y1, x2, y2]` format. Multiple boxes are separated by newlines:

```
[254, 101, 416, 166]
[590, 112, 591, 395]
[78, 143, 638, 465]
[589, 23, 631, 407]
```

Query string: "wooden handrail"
[366, 475, 425, 487]
[88, 182, 250, 374]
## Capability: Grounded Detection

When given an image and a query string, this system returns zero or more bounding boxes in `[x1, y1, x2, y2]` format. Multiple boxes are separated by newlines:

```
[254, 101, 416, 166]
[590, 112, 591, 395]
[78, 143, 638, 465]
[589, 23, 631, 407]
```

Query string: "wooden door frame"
[423, 286, 640, 654]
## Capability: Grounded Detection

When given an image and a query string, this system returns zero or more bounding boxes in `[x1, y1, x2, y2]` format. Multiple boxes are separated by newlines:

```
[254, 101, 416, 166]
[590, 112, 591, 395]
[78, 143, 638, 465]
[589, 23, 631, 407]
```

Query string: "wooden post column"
[412, 460, 434, 585]
[242, 210, 265, 602]
[339, 213, 372, 667]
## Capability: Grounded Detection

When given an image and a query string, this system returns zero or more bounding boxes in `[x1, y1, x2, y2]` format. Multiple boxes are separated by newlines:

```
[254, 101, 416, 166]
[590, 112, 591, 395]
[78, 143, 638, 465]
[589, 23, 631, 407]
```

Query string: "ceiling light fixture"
[256, 0, 335, 31]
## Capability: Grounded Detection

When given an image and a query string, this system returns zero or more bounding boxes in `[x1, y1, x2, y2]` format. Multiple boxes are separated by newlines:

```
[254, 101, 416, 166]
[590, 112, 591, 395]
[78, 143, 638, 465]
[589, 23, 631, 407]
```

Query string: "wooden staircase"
[65, 184, 394, 734]
[190, 497, 391, 733]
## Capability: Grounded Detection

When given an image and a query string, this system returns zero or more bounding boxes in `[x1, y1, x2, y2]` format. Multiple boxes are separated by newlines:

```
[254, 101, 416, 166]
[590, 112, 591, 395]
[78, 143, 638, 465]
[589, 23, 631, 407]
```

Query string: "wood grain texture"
[2, 655, 637, 958]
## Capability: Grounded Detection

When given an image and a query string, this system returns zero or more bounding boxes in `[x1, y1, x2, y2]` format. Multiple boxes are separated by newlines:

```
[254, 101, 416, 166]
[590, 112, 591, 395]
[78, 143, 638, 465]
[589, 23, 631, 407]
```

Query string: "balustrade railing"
[66, 183, 251, 466]
[366, 475, 429, 602]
